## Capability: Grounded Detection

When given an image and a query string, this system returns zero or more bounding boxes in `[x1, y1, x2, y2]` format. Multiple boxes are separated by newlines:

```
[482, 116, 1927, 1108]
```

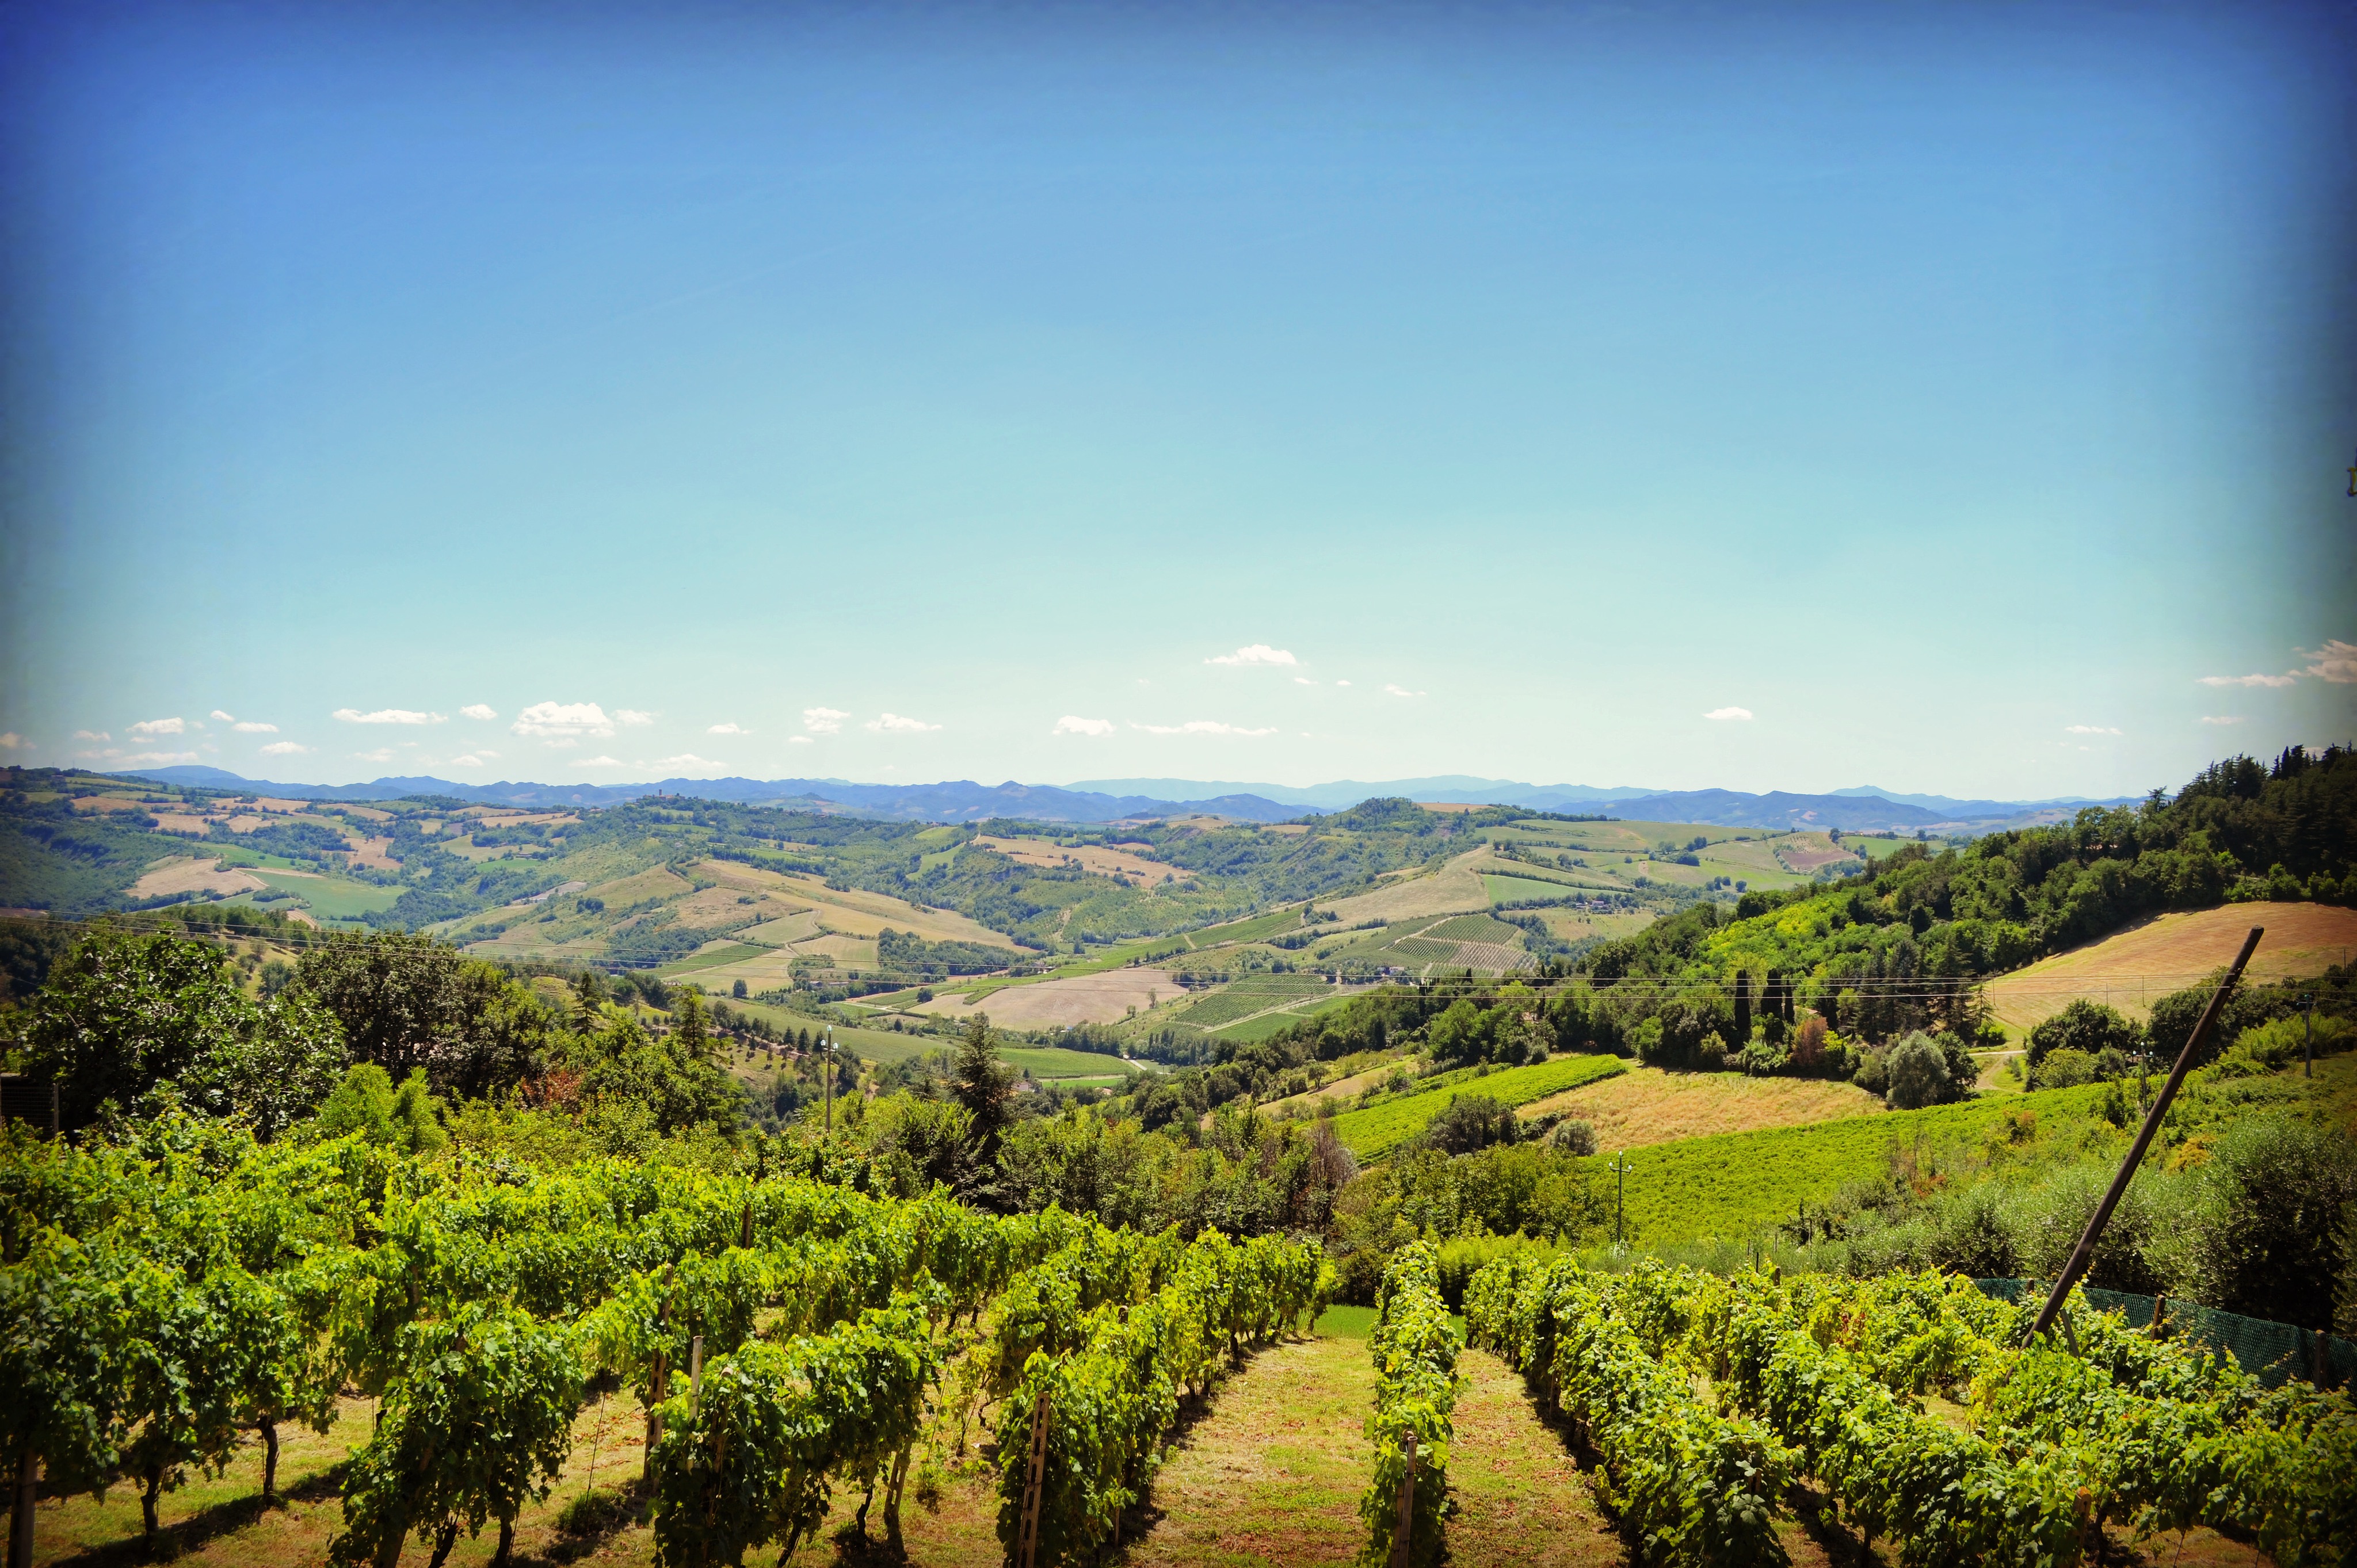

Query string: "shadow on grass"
[508, 1479, 651, 1568]
[1507, 1368, 1886, 1568]
[46, 1463, 351, 1568]
[1104, 1330, 1315, 1562]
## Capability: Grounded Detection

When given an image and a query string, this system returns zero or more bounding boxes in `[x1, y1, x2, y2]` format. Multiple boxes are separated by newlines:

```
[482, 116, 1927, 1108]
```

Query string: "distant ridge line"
[118, 765, 2134, 833]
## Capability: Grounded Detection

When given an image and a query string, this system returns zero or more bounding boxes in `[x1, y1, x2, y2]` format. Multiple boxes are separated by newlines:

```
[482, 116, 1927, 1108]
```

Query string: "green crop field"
[663, 942, 772, 976]
[1188, 907, 1308, 947]
[1584, 1081, 2112, 1244]
[1329, 1052, 1628, 1159]
[222, 869, 404, 922]
[1481, 873, 1587, 904]
[1424, 913, 1527, 944]
[1172, 973, 1334, 1028]
[1001, 1045, 1143, 1079]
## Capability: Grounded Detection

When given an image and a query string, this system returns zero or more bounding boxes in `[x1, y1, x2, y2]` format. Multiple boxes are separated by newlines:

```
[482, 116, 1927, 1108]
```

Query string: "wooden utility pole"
[2030, 928, 2261, 1344]
[1608, 1155, 1632, 1245]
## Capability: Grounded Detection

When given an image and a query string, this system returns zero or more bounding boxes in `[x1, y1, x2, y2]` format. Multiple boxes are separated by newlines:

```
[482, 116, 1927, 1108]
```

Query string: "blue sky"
[2, 0, 2350, 799]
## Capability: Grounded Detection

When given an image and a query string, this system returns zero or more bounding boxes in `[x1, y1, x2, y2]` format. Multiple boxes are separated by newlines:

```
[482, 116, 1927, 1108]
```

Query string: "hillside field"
[1328, 1052, 1628, 1159]
[1517, 1064, 1885, 1151]
[1983, 900, 2357, 1030]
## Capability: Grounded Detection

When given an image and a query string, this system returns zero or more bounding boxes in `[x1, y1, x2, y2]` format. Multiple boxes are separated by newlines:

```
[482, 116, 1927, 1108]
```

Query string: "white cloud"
[2199, 715, 2244, 726]
[649, 753, 725, 774]
[335, 707, 445, 725]
[576, 755, 626, 767]
[120, 750, 196, 765]
[511, 701, 612, 737]
[1130, 719, 1280, 737]
[232, 720, 278, 733]
[0, 733, 24, 751]
[803, 707, 848, 734]
[1702, 706, 1755, 722]
[2063, 724, 2123, 736]
[2300, 639, 2357, 684]
[460, 704, 498, 721]
[708, 722, 750, 735]
[129, 716, 186, 737]
[1384, 684, 1426, 698]
[210, 709, 236, 722]
[451, 754, 486, 766]
[1334, 679, 1352, 687]
[1206, 644, 1298, 667]
[1052, 716, 1115, 737]
[2198, 673, 2295, 688]
[616, 709, 657, 726]
[788, 734, 813, 745]
[354, 748, 396, 764]
[74, 730, 109, 741]
[1294, 677, 1317, 686]
[867, 712, 942, 733]
[260, 741, 311, 756]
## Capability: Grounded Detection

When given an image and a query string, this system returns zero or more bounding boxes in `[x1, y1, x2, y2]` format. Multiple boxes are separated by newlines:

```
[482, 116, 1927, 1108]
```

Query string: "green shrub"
[2164, 1115, 2357, 1330]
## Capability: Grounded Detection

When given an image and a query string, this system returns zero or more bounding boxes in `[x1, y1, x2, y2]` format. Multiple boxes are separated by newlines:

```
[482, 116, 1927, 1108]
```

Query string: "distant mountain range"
[124, 765, 2132, 832]
[119, 767, 1306, 824]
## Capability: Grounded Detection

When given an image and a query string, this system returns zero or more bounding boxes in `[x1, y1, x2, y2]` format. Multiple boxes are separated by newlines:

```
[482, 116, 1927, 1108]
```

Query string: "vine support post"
[1389, 1428, 1417, 1568]
[2029, 926, 2261, 1344]
[12, 1444, 36, 1568]
[1016, 1387, 1051, 1568]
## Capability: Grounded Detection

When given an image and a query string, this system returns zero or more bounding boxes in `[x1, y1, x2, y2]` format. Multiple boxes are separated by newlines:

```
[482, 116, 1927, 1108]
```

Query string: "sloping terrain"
[1984, 901, 2357, 1029]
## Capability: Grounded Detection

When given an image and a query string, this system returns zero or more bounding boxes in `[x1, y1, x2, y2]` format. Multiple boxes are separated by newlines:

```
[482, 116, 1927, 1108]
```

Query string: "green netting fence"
[1973, 1277, 2356, 1390]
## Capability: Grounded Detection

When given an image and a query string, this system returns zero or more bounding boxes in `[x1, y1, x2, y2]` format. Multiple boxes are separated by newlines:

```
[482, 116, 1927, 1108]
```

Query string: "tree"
[1421, 1094, 1520, 1155]
[1545, 1118, 1598, 1156]
[295, 930, 462, 1081]
[295, 932, 555, 1097]
[554, 1009, 739, 1135]
[1884, 1032, 1956, 1110]
[2026, 999, 2143, 1069]
[949, 1014, 1012, 1161]
[23, 929, 348, 1135]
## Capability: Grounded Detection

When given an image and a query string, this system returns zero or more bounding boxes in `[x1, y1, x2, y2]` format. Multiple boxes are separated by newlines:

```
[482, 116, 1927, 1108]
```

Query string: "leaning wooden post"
[2029, 927, 2261, 1344]
[1016, 1386, 1051, 1568]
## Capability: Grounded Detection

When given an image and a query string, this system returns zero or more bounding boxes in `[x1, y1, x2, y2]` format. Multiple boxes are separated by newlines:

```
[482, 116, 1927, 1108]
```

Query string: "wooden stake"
[1390, 1429, 1417, 1568]
[1017, 1389, 1051, 1568]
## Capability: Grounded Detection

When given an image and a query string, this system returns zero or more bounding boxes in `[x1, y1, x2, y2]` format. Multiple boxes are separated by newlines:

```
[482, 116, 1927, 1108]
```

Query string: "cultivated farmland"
[1984, 899, 2357, 1029]
[1328, 1052, 1628, 1159]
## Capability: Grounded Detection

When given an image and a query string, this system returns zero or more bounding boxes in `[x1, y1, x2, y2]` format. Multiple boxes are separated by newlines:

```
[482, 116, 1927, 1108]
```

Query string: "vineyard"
[1460, 1253, 2357, 1567]
[0, 1115, 1328, 1568]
